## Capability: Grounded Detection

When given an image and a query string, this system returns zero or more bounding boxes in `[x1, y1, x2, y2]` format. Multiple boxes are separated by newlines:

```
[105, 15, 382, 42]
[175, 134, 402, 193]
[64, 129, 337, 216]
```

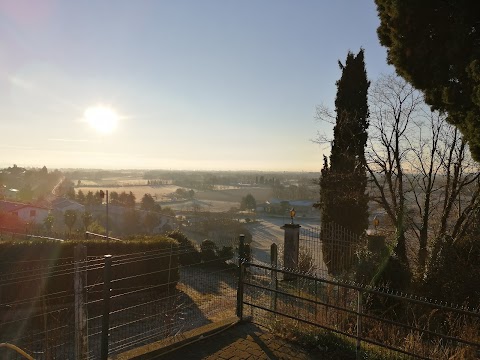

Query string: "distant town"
[0, 165, 320, 253]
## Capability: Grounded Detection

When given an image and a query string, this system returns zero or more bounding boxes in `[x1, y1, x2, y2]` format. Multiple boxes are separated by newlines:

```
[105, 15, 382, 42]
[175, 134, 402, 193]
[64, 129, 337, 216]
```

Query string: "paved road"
[158, 322, 321, 360]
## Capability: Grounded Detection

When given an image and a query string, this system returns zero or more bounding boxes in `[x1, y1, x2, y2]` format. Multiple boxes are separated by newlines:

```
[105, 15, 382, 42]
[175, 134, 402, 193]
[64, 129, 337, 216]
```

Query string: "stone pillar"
[281, 223, 301, 280]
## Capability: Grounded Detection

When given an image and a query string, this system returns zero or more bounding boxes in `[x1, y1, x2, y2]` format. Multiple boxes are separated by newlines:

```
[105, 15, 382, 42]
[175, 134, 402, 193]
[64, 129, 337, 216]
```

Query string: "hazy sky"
[0, 1, 391, 171]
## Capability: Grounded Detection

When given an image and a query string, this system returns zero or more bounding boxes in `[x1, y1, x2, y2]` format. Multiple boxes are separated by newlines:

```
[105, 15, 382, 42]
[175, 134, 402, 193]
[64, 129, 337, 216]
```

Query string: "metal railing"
[238, 261, 480, 359]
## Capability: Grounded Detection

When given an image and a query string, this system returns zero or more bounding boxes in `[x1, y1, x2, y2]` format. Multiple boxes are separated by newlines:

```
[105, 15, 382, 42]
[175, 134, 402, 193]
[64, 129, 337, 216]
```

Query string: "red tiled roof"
[0, 200, 50, 213]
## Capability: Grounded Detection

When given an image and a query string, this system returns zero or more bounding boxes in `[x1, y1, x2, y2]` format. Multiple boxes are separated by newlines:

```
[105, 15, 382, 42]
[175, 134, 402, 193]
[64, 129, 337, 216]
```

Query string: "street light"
[290, 208, 296, 224]
[99, 190, 109, 246]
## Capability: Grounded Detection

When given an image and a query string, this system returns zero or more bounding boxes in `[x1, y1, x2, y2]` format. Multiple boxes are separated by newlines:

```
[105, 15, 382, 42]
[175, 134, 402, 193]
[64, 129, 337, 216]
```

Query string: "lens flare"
[84, 105, 119, 134]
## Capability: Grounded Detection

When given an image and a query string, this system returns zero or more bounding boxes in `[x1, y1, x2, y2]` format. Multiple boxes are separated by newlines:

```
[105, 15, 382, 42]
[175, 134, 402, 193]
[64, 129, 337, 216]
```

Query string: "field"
[74, 180, 273, 212]
[75, 184, 179, 202]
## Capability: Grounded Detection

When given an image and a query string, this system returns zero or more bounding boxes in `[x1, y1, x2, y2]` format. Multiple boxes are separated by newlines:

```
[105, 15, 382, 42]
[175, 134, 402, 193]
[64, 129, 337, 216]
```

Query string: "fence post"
[168, 242, 173, 292]
[270, 243, 278, 313]
[236, 234, 245, 319]
[356, 289, 363, 359]
[238, 234, 245, 261]
[74, 244, 88, 360]
[100, 255, 112, 360]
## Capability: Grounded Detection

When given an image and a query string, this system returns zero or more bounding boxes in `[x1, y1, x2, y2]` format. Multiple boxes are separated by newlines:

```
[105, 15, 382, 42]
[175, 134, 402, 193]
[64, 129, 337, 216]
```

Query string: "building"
[51, 197, 85, 213]
[0, 200, 51, 224]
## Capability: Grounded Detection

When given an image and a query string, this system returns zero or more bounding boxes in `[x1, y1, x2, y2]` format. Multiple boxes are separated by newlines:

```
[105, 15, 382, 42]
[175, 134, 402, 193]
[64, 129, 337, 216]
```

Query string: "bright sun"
[84, 105, 119, 134]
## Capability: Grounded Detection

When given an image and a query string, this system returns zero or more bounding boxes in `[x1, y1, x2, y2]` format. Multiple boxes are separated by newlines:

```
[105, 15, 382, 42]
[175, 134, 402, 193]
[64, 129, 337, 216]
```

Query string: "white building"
[0, 200, 51, 224]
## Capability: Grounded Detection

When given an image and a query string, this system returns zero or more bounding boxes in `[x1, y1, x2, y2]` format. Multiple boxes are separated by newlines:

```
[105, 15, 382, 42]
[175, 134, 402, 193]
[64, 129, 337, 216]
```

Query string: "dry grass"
[177, 266, 237, 322]
[242, 273, 480, 360]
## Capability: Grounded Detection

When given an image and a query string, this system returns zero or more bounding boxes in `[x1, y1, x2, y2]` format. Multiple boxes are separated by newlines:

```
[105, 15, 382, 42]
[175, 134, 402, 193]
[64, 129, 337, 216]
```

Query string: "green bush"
[200, 239, 218, 263]
[167, 230, 201, 265]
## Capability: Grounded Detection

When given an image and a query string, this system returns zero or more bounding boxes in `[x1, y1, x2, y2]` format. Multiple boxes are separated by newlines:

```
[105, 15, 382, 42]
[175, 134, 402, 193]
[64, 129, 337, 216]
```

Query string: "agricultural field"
[195, 186, 272, 203]
[72, 171, 274, 212]
[74, 184, 180, 202]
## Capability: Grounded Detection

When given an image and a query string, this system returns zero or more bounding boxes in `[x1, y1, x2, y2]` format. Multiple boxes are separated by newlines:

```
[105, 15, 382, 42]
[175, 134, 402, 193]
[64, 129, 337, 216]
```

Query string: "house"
[51, 197, 85, 213]
[0, 200, 50, 224]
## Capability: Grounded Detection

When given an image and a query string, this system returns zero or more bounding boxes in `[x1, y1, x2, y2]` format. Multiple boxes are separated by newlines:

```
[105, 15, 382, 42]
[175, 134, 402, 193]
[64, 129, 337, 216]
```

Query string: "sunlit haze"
[83, 105, 119, 134]
[0, 1, 391, 171]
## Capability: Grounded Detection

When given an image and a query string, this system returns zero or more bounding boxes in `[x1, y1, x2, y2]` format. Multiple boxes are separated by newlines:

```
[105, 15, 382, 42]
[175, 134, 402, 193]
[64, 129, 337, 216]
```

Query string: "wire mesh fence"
[0, 233, 240, 359]
[0, 256, 79, 359]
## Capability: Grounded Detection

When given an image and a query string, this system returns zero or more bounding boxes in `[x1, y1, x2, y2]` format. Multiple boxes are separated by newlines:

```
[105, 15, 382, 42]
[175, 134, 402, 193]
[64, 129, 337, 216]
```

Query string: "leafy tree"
[141, 193, 156, 211]
[109, 191, 120, 205]
[81, 211, 93, 232]
[85, 191, 95, 206]
[88, 220, 105, 234]
[76, 190, 85, 204]
[43, 214, 54, 233]
[126, 191, 136, 208]
[318, 49, 370, 274]
[57, 179, 75, 198]
[375, 0, 480, 161]
[66, 186, 76, 200]
[167, 230, 200, 265]
[18, 184, 33, 201]
[64, 210, 77, 235]
[143, 212, 159, 233]
[240, 194, 256, 211]
[123, 210, 140, 235]
[117, 191, 136, 208]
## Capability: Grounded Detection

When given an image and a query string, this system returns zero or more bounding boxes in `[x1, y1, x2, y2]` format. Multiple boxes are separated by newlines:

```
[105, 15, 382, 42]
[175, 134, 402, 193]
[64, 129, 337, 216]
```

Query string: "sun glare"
[84, 105, 119, 134]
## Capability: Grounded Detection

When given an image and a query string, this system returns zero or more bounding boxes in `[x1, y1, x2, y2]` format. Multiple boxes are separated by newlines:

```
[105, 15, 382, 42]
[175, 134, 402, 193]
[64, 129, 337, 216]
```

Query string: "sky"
[0, 1, 392, 172]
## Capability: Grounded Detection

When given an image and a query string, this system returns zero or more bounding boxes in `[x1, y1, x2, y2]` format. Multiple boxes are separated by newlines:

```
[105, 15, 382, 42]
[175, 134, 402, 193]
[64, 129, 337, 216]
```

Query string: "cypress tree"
[320, 49, 370, 274]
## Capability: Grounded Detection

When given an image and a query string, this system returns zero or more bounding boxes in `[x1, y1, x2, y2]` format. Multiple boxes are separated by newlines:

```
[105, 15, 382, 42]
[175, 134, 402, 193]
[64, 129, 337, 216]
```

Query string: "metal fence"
[0, 255, 77, 359]
[299, 222, 361, 279]
[238, 261, 480, 359]
[0, 235, 239, 359]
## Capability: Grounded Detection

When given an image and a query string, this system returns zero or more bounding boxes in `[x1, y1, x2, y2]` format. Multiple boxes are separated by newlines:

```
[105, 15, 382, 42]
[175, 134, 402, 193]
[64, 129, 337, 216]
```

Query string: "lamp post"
[99, 190, 109, 246]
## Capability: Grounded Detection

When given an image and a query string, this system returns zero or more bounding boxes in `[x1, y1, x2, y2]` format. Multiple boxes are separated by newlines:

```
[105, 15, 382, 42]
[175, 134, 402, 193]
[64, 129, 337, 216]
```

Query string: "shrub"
[200, 239, 218, 263]
[217, 245, 234, 262]
[167, 230, 200, 265]
[423, 235, 480, 307]
[199, 239, 234, 266]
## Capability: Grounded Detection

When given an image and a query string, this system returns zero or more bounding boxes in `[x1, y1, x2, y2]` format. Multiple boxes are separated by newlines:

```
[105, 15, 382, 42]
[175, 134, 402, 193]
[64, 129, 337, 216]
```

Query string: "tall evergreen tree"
[320, 49, 370, 274]
[375, 0, 480, 162]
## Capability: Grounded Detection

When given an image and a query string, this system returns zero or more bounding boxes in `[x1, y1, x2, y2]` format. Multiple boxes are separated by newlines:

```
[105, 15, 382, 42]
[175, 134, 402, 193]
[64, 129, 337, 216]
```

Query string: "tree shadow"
[178, 265, 237, 297]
